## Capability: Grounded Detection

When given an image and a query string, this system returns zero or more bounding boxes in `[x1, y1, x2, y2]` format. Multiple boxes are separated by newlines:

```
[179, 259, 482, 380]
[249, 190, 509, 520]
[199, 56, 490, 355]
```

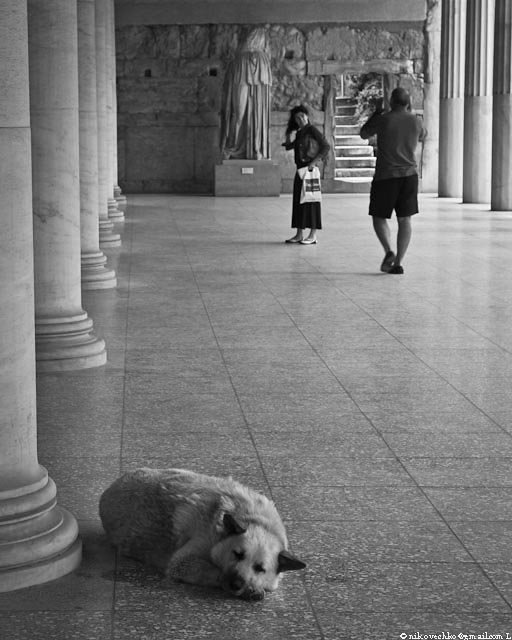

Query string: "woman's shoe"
[300, 238, 317, 244]
[285, 237, 302, 243]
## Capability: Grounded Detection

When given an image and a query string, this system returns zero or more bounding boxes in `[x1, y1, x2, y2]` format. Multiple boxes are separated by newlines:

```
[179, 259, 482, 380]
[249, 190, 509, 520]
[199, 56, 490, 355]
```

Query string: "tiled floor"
[2, 193, 512, 639]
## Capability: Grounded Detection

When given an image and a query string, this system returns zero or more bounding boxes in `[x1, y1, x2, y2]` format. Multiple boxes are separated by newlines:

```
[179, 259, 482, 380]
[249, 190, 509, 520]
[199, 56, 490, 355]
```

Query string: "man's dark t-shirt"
[360, 110, 425, 181]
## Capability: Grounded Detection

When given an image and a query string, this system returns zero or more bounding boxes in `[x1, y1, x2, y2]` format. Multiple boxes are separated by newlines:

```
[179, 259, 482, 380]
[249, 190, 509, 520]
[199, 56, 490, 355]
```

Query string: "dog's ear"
[277, 550, 306, 573]
[223, 513, 247, 536]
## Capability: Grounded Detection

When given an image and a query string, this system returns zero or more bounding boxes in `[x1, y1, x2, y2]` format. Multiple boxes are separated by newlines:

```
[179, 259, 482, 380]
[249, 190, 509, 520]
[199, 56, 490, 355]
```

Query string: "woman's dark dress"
[290, 124, 330, 230]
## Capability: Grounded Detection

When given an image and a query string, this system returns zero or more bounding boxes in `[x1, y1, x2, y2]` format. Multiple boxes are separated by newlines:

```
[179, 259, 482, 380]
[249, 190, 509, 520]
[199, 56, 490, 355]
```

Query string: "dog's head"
[210, 513, 306, 601]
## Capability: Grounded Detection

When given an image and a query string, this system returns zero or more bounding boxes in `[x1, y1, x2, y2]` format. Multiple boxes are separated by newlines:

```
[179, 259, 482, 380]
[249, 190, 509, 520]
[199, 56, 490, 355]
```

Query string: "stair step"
[335, 113, 356, 121]
[336, 106, 357, 116]
[335, 135, 367, 146]
[335, 168, 375, 178]
[335, 145, 376, 157]
[335, 124, 360, 135]
[334, 176, 373, 189]
[336, 157, 376, 167]
[335, 97, 357, 105]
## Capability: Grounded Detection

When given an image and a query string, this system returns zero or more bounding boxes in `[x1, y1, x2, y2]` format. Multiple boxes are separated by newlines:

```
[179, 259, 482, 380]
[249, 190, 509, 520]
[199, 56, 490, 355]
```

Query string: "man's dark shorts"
[369, 174, 419, 219]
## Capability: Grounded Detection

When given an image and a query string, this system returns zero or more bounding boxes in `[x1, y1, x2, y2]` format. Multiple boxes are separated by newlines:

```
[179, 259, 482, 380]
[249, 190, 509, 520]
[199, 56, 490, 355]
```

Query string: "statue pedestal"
[214, 160, 281, 196]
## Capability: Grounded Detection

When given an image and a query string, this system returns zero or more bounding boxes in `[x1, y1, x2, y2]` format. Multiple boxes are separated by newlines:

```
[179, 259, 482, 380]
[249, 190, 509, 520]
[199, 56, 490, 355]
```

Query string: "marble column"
[421, 0, 441, 193]
[29, 0, 107, 371]
[491, 0, 512, 210]
[104, 0, 124, 222]
[78, 0, 117, 290]
[439, 0, 466, 198]
[110, 0, 127, 209]
[95, 0, 121, 248]
[463, 0, 494, 203]
[0, 0, 81, 592]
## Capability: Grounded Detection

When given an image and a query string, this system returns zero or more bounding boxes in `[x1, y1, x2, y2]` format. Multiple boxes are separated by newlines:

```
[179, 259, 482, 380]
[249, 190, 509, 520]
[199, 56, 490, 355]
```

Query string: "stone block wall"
[116, 22, 425, 194]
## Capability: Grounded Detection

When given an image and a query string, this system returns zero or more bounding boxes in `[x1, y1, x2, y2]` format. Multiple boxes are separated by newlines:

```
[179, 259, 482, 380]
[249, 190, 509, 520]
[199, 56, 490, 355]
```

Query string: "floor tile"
[400, 457, 512, 487]
[382, 430, 512, 458]
[263, 456, 414, 486]
[482, 564, 512, 607]
[424, 487, 512, 521]
[0, 612, 112, 640]
[10, 194, 512, 639]
[307, 562, 508, 613]
[121, 429, 255, 459]
[271, 486, 441, 522]
[252, 429, 392, 458]
[246, 412, 377, 434]
[449, 522, 512, 563]
[288, 520, 472, 564]
[318, 612, 512, 640]
[366, 409, 502, 432]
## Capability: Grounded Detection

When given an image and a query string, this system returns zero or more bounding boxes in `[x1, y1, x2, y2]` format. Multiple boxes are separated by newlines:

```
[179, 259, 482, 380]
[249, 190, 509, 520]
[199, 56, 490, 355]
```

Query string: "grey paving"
[2, 193, 512, 639]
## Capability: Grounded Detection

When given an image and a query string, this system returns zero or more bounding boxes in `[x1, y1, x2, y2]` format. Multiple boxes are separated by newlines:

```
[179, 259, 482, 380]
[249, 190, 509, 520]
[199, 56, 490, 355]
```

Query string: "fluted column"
[29, 0, 107, 371]
[95, 0, 121, 248]
[106, 0, 125, 219]
[439, 0, 466, 197]
[0, 0, 81, 592]
[491, 0, 512, 210]
[463, 0, 494, 203]
[110, 0, 127, 208]
[78, 0, 117, 290]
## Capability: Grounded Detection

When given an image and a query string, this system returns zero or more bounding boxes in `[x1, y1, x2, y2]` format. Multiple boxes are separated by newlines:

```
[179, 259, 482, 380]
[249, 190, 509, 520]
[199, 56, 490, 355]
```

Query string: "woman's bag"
[298, 166, 322, 204]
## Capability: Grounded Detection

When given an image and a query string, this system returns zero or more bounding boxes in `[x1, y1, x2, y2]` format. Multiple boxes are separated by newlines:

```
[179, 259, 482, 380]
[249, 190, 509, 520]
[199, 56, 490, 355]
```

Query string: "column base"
[108, 198, 125, 222]
[99, 219, 121, 248]
[0, 470, 82, 593]
[114, 185, 127, 209]
[81, 250, 117, 290]
[35, 311, 106, 372]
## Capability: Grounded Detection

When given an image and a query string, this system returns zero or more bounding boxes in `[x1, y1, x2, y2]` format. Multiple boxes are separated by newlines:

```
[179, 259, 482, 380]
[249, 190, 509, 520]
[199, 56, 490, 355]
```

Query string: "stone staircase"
[334, 97, 375, 188]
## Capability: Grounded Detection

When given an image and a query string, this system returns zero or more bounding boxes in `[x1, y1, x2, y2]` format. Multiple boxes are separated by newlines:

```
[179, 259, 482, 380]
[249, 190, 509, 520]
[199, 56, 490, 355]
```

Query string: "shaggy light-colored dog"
[99, 467, 306, 600]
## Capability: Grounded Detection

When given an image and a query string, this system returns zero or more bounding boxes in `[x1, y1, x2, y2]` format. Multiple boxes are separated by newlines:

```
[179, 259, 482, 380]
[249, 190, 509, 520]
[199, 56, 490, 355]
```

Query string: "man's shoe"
[380, 251, 395, 272]
[388, 264, 404, 274]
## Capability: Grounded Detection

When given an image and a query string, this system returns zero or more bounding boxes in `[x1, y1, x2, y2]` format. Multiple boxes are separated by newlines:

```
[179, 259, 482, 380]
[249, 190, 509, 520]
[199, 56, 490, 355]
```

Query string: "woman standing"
[282, 105, 330, 244]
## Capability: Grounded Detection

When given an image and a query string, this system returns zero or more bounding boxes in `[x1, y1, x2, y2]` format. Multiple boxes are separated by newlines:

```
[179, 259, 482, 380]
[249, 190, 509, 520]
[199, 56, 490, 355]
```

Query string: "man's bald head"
[390, 87, 411, 110]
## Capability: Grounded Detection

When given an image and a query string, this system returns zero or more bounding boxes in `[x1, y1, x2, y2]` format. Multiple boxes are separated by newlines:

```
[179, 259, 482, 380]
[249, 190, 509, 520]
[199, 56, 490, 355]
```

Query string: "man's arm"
[360, 97, 384, 140]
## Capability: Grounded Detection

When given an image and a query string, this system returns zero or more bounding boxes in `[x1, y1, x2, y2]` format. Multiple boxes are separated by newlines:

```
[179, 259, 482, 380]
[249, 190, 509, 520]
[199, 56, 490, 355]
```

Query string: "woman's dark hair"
[286, 105, 309, 134]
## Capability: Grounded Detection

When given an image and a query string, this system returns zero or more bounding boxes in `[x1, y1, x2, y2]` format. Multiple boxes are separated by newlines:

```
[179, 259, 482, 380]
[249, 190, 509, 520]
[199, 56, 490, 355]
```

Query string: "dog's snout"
[226, 574, 264, 600]
[229, 575, 245, 593]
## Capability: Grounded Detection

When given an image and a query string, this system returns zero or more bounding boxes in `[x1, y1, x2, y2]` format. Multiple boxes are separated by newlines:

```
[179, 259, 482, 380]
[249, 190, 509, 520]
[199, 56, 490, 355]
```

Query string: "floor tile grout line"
[233, 249, 512, 612]
[116, 207, 137, 477]
[86, 194, 512, 632]
[305, 256, 512, 443]
[110, 208, 137, 630]
[172, 203, 330, 640]
[171, 206, 279, 492]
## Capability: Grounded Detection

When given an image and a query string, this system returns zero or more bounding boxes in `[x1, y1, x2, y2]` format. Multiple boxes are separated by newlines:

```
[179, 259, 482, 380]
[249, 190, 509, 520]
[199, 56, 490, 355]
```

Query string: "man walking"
[360, 87, 426, 275]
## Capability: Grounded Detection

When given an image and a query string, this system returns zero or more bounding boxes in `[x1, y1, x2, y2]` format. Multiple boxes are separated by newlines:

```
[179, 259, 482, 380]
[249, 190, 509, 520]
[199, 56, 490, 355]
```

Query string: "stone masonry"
[116, 23, 425, 193]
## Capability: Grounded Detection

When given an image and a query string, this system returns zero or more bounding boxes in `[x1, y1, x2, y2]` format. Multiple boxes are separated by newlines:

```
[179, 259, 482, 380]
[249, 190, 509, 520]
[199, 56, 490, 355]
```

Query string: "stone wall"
[116, 22, 425, 193]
